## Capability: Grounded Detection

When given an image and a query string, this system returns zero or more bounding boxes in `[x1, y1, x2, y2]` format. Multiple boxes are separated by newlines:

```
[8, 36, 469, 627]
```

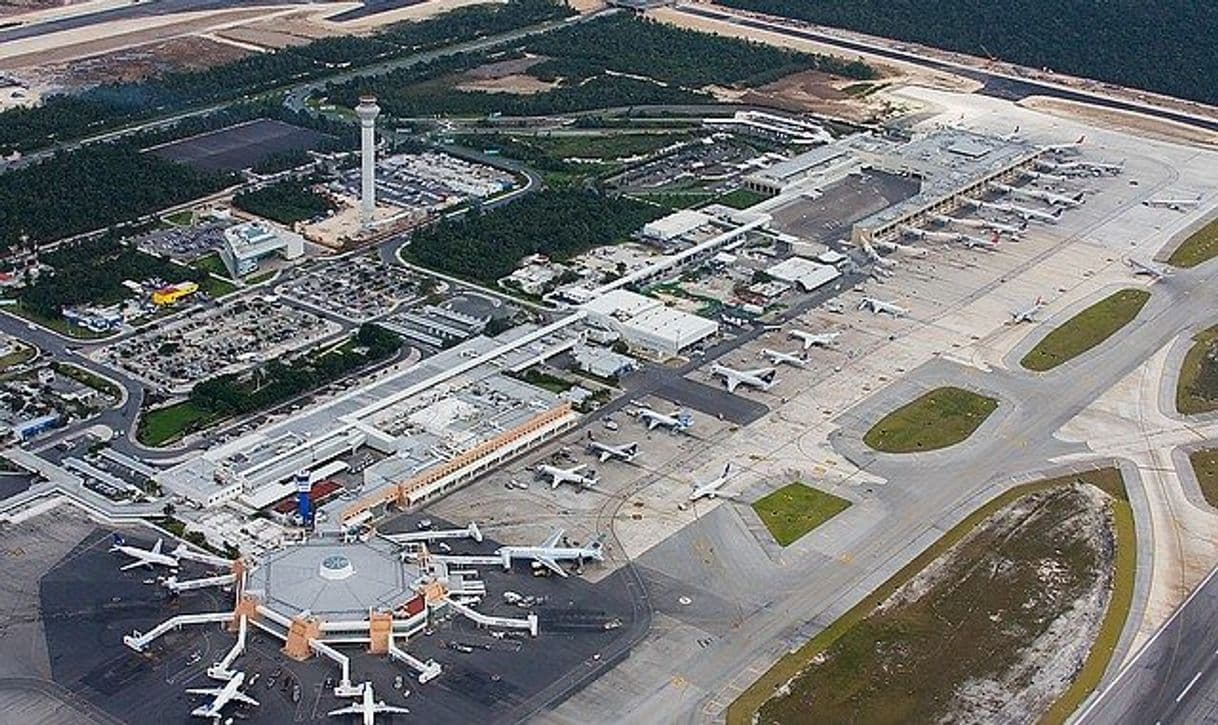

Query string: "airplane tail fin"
[722, 463, 732, 478]
[110, 533, 125, 549]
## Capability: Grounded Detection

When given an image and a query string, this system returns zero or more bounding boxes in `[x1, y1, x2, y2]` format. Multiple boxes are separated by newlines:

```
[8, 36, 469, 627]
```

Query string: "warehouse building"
[582, 289, 718, 356]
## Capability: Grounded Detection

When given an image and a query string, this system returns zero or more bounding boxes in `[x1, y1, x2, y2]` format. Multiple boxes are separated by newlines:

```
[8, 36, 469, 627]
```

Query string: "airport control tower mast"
[355, 95, 381, 227]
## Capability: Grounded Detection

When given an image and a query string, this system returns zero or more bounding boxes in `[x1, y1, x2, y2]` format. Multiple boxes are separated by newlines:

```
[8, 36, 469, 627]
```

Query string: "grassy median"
[752, 483, 851, 546]
[863, 386, 998, 453]
[728, 468, 1136, 725]
[1176, 325, 1218, 415]
[137, 401, 217, 447]
[1021, 289, 1150, 371]
[1189, 449, 1218, 508]
[1167, 218, 1218, 268]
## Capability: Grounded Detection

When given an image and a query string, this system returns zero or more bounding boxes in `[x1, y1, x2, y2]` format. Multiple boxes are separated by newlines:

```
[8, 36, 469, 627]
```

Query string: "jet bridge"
[380, 521, 483, 545]
[164, 572, 237, 593]
[123, 612, 234, 652]
[447, 598, 538, 637]
[207, 615, 248, 680]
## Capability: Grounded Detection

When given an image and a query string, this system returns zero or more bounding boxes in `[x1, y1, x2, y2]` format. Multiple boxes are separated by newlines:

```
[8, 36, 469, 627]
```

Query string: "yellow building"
[151, 281, 199, 306]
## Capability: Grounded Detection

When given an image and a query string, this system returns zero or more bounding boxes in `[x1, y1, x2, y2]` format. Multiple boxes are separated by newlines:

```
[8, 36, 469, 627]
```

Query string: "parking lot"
[96, 297, 339, 393]
[149, 118, 333, 173]
[278, 252, 422, 322]
[329, 151, 516, 214]
[134, 221, 229, 261]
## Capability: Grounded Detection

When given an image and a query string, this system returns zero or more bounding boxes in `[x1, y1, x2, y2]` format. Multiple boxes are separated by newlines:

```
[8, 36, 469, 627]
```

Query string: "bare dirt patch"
[26, 34, 252, 90]
[1020, 96, 1218, 149]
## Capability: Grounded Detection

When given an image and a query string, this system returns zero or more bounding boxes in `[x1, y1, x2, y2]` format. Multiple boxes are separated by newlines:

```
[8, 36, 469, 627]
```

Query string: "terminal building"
[742, 129, 1045, 244]
[219, 222, 305, 278]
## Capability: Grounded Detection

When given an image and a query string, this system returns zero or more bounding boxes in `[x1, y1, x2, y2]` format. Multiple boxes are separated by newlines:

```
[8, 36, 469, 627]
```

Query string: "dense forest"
[0, 0, 571, 153]
[405, 189, 663, 284]
[719, 0, 1218, 106]
[232, 179, 335, 224]
[526, 14, 873, 87]
[17, 236, 205, 319]
[189, 324, 400, 416]
[0, 143, 234, 248]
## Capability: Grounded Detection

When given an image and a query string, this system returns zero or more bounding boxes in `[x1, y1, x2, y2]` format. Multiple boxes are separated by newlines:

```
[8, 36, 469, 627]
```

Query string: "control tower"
[355, 95, 381, 227]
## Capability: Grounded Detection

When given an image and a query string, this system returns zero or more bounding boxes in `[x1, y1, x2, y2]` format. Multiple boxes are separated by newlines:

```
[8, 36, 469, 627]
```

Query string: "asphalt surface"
[1077, 563, 1218, 725]
[680, 6, 1218, 134]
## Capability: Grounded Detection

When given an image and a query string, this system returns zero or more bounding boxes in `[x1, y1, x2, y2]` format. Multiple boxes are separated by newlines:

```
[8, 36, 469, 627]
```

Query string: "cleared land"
[1167, 218, 1218, 269]
[1190, 449, 1218, 509]
[1021, 289, 1150, 372]
[752, 482, 850, 546]
[1175, 325, 1218, 415]
[731, 468, 1135, 725]
[863, 386, 997, 453]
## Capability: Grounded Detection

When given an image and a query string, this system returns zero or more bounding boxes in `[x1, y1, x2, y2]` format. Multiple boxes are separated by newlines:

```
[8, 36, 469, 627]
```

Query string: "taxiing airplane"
[535, 464, 599, 490]
[710, 364, 777, 393]
[858, 297, 908, 317]
[188, 671, 259, 721]
[1010, 297, 1046, 324]
[789, 329, 840, 350]
[689, 464, 737, 501]
[111, 534, 179, 571]
[328, 682, 409, 725]
[1043, 135, 1086, 155]
[586, 441, 638, 463]
[1143, 195, 1202, 211]
[762, 349, 806, 368]
[497, 528, 605, 577]
[1127, 258, 1171, 281]
[635, 407, 693, 433]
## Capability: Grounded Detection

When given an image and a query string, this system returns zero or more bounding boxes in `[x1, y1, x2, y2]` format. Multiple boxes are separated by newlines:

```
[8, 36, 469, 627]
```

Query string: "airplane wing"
[597, 451, 612, 463]
[541, 529, 564, 548]
[646, 418, 659, 430]
[327, 705, 362, 717]
[372, 704, 412, 715]
[533, 556, 568, 577]
[233, 692, 259, 707]
[724, 377, 739, 393]
[185, 687, 223, 697]
[120, 559, 148, 572]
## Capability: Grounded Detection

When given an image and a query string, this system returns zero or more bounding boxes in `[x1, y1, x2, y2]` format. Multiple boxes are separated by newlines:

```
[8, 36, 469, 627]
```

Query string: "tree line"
[405, 189, 664, 285]
[720, 0, 1218, 106]
[232, 178, 335, 225]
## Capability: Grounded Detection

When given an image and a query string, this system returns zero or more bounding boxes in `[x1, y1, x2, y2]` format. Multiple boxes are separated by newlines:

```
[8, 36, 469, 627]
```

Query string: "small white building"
[582, 289, 717, 356]
[572, 345, 636, 379]
[766, 257, 842, 292]
[642, 209, 713, 242]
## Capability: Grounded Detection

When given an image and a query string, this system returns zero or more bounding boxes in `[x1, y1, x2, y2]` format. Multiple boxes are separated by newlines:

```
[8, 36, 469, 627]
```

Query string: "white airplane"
[1010, 296, 1045, 323]
[328, 682, 409, 725]
[953, 232, 1001, 251]
[858, 297, 908, 317]
[497, 528, 605, 577]
[710, 364, 777, 393]
[535, 464, 599, 490]
[689, 464, 737, 501]
[1020, 168, 1069, 184]
[992, 182, 1084, 208]
[111, 534, 179, 571]
[1127, 258, 1170, 280]
[1043, 159, 1123, 177]
[789, 329, 840, 350]
[762, 349, 806, 367]
[188, 671, 259, 721]
[1143, 195, 1202, 211]
[636, 407, 693, 433]
[929, 213, 1025, 237]
[1043, 135, 1086, 155]
[963, 197, 1061, 224]
[586, 441, 638, 463]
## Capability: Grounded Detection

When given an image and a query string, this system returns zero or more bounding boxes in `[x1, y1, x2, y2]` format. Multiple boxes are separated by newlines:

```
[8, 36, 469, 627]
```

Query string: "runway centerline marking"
[1176, 671, 1203, 703]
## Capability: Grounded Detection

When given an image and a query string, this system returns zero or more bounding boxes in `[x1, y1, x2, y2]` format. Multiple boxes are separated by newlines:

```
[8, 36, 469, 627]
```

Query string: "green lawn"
[730, 468, 1136, 725]
[752, 482, 851, 546]
[531, 132, 683, 160]
[137, 401, 218, 447]
[191, 252, 229, 277]
[1021, 289, 1150, 371]
[1167, 218, 1218, 268]
[1175, 325, 1218, 414]
[163, 210, 195, 226]
[199, 274, 238, 299]
[1189, 449, 1218, 508]
[717, 187, 769, 210]
[863, 386, 998, 453]
[632, 192, 714, 210]
[0, 344, 35, 371]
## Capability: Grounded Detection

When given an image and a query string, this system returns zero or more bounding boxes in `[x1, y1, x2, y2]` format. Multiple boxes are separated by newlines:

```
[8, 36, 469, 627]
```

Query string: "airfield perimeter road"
[680, 5, 1218, 134]
[1077, 564, 1218, 724]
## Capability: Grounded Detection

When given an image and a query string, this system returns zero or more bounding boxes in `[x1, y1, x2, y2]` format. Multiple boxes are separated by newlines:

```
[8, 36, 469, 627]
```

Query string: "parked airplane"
[1021, 168, 1069, 184]
[689, 464, 737, 501]
[1043, 159, 1123, 177]
[952, 232, 1000, 251]
[535, 464, 599, 490]
[1127, 258, 1171, 281]
[328, 682, 409, 725]
[111, 534, 179, 571]
[1143, 195, 1202, 211]
[710, 364, 777, 393]
[497, 528, 605, 577]
[586, 441, 638, 463]
[789, 329, 840, 350]
[963, 197, 1061, 224]
[635, 407, 693, 433]
[929, 214, 1025, 237]
[1010, 297, 1046, 323]
[762, 349, 806, 367]
[1043, 135, 1086, 154]
[858, 297, 908, 317]
[188, 671, 259, 721]
[992, 182, 1084, 208]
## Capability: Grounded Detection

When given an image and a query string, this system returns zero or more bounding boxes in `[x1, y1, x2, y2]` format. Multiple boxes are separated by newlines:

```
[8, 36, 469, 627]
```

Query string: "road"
[1077, 563, 1218, 724]
[680, 5, 1218, 134]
